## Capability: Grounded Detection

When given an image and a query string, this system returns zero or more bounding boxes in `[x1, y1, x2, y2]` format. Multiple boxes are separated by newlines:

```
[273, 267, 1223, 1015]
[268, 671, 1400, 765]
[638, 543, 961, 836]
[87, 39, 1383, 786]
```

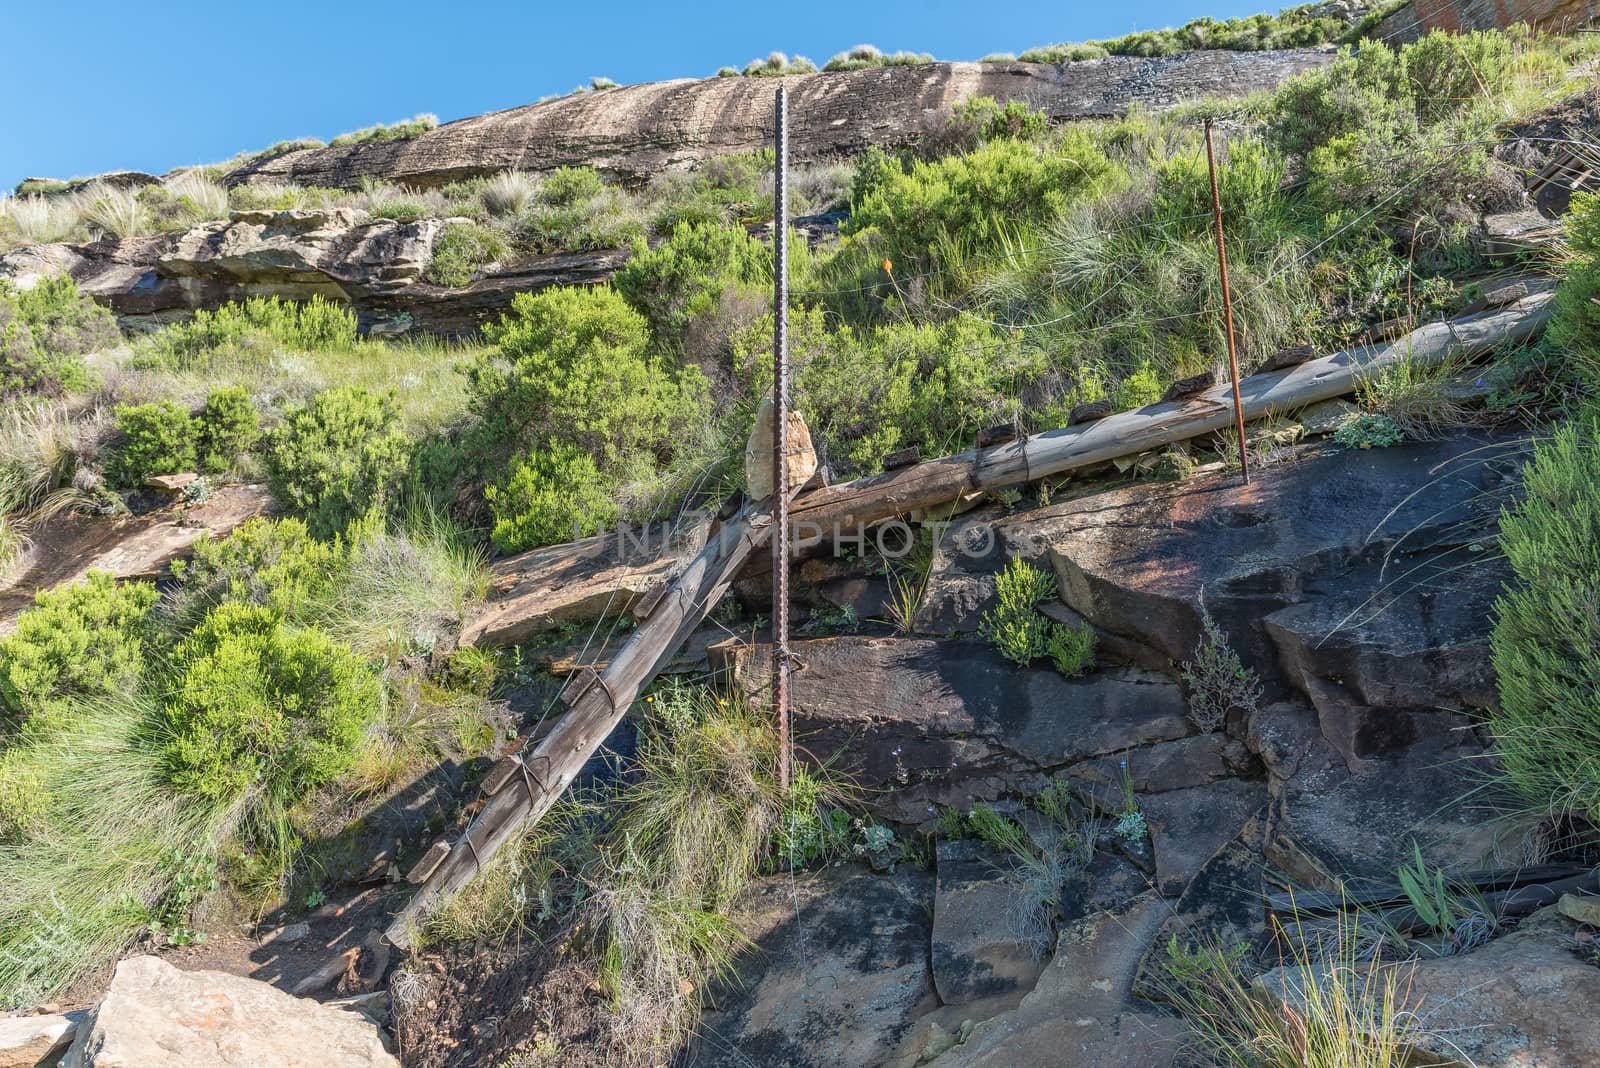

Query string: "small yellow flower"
[882, 258, 893, 275]
[645, 695, 654, 703]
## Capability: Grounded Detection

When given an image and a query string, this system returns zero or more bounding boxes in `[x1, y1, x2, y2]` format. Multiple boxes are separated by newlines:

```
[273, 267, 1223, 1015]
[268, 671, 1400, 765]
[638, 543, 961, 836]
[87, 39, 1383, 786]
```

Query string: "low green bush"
[425, 221, 508, 286]
[1489, 412, 1600, 822]
[0, 571, 158, 727]
[1549, 191, 1600, 392]
[486, 443, 621, 551]
[110, 401, 197, 487]
[328, 113, 438, 147]
[614, 221, 770, 353]
[516, 166, 645, 253]
[841, 132, 1110, 295]
[265, 386, 413, 538]
[952, 96, 1050, 143]
[162, 602, 378, 803]
[1047, 623, 1097, 677]
[0, 276, 114, 400]
[144, 296, 358, 370]
[466, 286, 700, 482]
[168, 516, 349, 627]
[982, 559, 1058, 666]
[196, 386, 260, 472]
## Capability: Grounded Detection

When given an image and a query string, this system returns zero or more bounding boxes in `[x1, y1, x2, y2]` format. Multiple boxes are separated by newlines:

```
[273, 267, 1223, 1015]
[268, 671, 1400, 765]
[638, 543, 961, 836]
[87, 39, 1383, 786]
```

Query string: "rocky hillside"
[6, 12, 1600, 1068]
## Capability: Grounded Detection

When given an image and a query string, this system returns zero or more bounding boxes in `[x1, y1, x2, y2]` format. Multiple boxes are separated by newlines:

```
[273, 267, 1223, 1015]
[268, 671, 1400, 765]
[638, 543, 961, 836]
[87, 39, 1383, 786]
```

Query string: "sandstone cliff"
[225, 52, 1337, 190]
[1377, 0, 1594, 44]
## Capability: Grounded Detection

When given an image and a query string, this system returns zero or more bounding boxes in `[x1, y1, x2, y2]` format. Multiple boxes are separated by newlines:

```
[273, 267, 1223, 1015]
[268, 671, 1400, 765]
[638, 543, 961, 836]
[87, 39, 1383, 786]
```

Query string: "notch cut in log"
[784, 288, 1552, 549]
[385, 495, 787, 949]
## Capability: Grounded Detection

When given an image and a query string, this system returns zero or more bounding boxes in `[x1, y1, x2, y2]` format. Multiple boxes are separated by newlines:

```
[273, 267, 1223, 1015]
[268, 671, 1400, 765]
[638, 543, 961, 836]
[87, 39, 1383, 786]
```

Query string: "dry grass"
[1356, 351, 1485, 440]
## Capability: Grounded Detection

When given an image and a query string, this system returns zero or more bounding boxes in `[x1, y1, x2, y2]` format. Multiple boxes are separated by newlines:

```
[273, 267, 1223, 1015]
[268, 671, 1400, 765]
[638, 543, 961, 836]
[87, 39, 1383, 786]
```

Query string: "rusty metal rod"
[1204, 118, 1251, 485]
[772, 86, 792, 790]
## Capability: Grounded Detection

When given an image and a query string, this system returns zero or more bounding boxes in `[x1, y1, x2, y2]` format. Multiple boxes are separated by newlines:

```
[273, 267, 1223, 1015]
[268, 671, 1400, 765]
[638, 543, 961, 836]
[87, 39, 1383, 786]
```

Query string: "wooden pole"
[1204, 118, 1251, 485]
[772, 87, 793, 791]
[386, 499, 784, 949]
[781, 291, 1552, 547]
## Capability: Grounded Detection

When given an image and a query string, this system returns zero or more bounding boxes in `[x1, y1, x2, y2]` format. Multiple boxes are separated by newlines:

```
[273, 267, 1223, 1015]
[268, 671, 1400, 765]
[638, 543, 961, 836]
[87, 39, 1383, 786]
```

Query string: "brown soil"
[394, 916, 646, 1068]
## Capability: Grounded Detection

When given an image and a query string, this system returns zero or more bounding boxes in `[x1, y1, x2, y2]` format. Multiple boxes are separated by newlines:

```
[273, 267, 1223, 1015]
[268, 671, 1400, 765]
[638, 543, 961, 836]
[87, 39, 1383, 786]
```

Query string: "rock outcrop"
[227, 52, 1338, 191]
[62, 956, 397, 1067]
[0, 484, 273, 632]
[1254, 907, 1600, 1067]
[1377, 0, 1593, 45]
[0, 215, 626, 337]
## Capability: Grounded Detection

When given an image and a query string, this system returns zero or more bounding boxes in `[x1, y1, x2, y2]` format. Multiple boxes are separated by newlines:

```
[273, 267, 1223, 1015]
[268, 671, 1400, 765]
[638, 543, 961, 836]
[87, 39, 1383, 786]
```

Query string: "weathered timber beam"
[787, 290, 1552, 545]
[385, 499, 779, 948]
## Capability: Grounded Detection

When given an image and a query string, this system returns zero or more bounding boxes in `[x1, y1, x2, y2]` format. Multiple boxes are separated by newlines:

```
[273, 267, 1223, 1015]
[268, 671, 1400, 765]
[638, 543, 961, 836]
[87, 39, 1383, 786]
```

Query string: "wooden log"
[405, 840, 452, 885]
[788, 290, 1552, 547]
[385, 497, 784, 949]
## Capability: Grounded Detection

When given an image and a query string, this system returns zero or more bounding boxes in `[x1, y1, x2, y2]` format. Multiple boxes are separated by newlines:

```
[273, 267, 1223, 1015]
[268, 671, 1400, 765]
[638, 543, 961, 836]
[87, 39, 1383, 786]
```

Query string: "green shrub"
[0, 276, 113, 400]
[614, 221, 770, 352]
[467, 286, 699, 479]
[1549, 191, 1600, 392]
[952, 96, 1050, 143]
[328, 113, 438, 147]
[647, 151, 776, 232]
[0, 572, 158, 726]
[144, 296, 358, 371]
[982, 559, 1058, 666]
[162, 602, 378, 803]
[485, 443, 621, 552]
[168, 516, 349, 627]
[1047, 623, 1097, 677]
[842, 132, 1110, 292]
[734, 308, 1027, 476]
[196, 386, 260, 472]
[1489, 413, 1600, 822]
[517, 167, 644, 252]
[110, 401, 197, 487]
[264, 386, 412, 538]
[1332, 413, 1403, 449]
[368, 200, 428, 222]
[823, 45, 935, 71]
[425, 221, 508, 286]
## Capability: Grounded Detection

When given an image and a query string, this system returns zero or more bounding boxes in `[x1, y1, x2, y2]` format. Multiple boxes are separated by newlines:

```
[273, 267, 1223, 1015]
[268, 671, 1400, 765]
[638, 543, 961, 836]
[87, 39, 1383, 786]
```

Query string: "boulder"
[1003, 434, 1529, 737]
[931, 839, 1049, 1006]
[713, 636, 1194, 823]
[226, 53, 1337, 190]
[0, 484, 273, 632]
[1480, 210, 1558, 255]
[1140, 779, 1267, 896]
[1131, 814, 1272, 1003]
[0, 1012, 80, 1067]
[743, 398, 818, 502]
[0, 224, 627, 339]
[688, 865, 936, 1068]
[459, 512, 710, 648]
[1254, 907, 1600, 1067]
[926, 892, 1187, 1068]
[1263, 720, 1499, 886]
[158, 209, 441, 290]
[62, 955, 397, 1067]
[1378, 0, 1592, 45]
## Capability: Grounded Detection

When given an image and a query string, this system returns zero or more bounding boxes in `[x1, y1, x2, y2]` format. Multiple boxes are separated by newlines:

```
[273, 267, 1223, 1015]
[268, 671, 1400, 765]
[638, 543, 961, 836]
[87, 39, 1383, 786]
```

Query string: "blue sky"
[4, 0, 1274, 190]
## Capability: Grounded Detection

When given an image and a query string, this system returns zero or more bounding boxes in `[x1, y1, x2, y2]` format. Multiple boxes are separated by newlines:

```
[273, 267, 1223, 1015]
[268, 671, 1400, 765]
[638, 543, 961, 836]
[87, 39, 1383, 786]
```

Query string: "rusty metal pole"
[772, 87, 793, 790]
[1204, 118, 1251, 486]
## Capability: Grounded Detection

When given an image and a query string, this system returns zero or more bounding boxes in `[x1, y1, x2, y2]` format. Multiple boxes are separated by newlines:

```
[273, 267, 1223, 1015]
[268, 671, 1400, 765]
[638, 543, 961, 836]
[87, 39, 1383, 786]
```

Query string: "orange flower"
[882, 258, 893, 275]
